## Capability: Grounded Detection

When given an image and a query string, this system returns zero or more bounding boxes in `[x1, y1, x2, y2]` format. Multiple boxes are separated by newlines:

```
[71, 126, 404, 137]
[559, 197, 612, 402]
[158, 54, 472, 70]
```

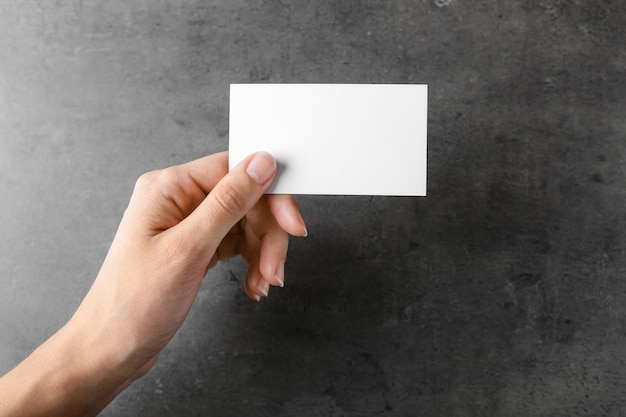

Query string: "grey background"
[1, 1, 625, 416]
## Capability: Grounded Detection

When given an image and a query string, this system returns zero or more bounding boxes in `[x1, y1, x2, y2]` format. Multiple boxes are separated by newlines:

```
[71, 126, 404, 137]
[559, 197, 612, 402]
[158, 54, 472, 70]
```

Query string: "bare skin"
[0, 151, 306, 416]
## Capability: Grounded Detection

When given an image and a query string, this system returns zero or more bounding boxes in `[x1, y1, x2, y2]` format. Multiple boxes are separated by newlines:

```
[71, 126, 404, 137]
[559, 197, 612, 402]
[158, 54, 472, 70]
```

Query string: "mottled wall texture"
[1, 1, 625, 416]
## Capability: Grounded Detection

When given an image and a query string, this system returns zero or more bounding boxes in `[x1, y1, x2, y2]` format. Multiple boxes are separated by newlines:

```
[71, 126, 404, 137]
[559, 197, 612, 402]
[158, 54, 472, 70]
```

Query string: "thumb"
[179, 152, 277, 253]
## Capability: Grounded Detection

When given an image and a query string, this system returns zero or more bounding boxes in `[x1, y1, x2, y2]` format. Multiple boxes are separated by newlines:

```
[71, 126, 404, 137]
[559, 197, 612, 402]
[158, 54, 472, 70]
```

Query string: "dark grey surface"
[1, 1, 626, 416]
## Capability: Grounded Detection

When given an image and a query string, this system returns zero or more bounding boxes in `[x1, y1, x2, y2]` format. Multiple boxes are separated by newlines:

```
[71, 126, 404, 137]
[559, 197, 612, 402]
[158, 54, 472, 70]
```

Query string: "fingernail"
[297, 213, 308, 237]
[275, 261, 285, 287]
[259, 279, 270, 297]
[246, 152, 276, 184]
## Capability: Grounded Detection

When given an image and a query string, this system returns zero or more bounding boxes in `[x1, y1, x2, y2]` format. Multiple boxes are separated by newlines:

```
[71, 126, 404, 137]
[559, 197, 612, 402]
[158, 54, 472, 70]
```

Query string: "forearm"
[0, 151, 300, 415]
[0, 313, 137, 417]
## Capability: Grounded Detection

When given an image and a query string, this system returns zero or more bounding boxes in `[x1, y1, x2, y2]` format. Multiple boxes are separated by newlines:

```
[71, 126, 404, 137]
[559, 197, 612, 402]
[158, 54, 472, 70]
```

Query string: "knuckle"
[135, 166, 181, 190]
[157, 167, 182, 186]
[135, 167, 184, 197]
[212, 183, 246, 217]
[134, 170, 158, 191]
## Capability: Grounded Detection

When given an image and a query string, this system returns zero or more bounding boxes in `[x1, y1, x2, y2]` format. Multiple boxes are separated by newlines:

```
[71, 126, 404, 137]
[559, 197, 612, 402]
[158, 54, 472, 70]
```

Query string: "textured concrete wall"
[1, 1, 625, 416]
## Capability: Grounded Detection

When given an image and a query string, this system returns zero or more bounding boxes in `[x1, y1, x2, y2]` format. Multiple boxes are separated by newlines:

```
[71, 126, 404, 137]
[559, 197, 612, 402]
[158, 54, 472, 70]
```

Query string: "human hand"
[79, 151, 306, 372]
[0, 151, 306, 416]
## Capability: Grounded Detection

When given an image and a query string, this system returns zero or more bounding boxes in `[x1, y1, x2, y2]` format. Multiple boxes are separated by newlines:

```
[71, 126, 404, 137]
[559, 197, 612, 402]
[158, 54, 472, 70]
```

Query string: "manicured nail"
[297, 213, 308, 237]
[275, 261, 285, 287]
[259, 279, 270, 297]
[246, 152, 276, 184]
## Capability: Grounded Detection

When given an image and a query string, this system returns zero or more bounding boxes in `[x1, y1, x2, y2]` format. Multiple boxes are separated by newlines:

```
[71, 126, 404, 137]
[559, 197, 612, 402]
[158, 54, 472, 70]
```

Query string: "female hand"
[0, 151, 306, 417]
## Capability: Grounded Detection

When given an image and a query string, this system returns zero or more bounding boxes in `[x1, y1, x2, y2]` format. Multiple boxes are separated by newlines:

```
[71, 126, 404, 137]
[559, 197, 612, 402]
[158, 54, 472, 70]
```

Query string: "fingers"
[243, 200, 289, 300]
[153, 151, 306, 302]
[245, 200, 288, 286]
[244, 252, 265, 301]
[266, 194, 308, 237]
[243, 244, 284, 301]
[214, 223, 270, 301]
[176, 152, 277, 254]
[217, 204, 290, 301]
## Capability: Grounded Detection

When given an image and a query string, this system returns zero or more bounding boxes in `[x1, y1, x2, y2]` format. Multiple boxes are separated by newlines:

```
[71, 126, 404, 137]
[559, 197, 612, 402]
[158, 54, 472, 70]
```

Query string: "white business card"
[229, 83, 427, 196]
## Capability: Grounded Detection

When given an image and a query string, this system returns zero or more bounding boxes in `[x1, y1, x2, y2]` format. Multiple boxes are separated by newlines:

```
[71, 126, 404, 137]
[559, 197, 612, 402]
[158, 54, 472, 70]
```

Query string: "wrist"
[0, 307, 139, 417]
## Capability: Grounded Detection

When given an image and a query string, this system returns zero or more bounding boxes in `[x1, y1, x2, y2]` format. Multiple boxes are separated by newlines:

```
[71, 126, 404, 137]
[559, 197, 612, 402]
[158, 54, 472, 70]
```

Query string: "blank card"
[229, 84, 427, 196]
